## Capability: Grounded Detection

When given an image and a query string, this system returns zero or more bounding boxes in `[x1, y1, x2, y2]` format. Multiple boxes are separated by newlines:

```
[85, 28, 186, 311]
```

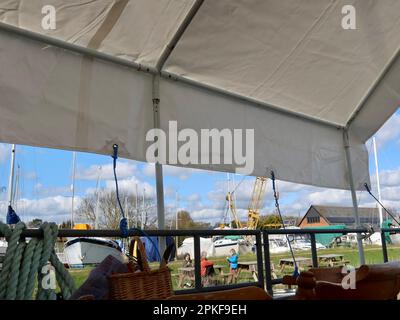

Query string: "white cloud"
[0, 143, 10, 164]
[104, 176, 155, 198]
[0, 195, 79, 223]
[77, 162, 136, 180]
[372, 113, 400, 148]
[143, 163, 201, 180]
[186, 193, 201, 202]
[33, 183, 71, 197]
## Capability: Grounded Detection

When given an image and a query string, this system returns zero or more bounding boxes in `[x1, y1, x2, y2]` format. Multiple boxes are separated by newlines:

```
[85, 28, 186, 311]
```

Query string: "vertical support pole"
[381, 230, 389, 263]
[255, 232, 265, 288]
[7, 144, 16, 209]
[310, 233, 318, 268]
[343, 130, 365, 265]
[373, 137, 383, 225]
[193, 235, 202, 290]
[263, 232, 273, 296]
[152, 75, 166, 254]
[70, 151, 76, 227]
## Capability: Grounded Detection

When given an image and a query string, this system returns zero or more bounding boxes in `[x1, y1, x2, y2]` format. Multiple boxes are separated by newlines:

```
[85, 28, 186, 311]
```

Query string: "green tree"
[258, 214, 283, 229]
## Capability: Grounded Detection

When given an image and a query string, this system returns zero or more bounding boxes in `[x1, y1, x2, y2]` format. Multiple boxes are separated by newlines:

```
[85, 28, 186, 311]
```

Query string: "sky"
[0, 109, 399, 226]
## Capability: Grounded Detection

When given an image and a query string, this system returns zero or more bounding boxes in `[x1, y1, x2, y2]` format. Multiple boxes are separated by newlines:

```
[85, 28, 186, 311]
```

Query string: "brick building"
[298, 205, 380, 228]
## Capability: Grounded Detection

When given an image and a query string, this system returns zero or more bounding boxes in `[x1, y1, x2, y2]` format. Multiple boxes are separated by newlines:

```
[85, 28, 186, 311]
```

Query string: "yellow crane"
[222, 176, 268, 230]
[225, 191, 242, 229]
[247, 177, 268, 229]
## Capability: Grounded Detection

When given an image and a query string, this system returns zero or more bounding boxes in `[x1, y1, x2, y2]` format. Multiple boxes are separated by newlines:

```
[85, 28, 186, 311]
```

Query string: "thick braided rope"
[16, 237, 39, 300]
[0, 222, 25, 298]
[0, 222, 76, 300]
[50, 252, 76, 299]
[6, 241, 26, 300]
[37, 223, 59, 300]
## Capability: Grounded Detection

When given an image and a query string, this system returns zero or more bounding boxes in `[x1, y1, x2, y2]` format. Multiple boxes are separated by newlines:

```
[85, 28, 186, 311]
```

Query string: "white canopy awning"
[0, 0, 399, 191]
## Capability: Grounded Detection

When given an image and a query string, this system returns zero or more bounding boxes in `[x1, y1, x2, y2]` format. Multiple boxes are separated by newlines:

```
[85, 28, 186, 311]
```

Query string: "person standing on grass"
[226, 249, 239, 275]
[200, 251, 214, 276]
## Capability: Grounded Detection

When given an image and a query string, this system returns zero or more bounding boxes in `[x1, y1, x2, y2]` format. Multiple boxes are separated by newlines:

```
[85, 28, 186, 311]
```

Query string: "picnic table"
[237, 261, 258, 282]
[279, 257, 312, 272]
[177, 264, 226, 288]
[318, 254, 349, 267]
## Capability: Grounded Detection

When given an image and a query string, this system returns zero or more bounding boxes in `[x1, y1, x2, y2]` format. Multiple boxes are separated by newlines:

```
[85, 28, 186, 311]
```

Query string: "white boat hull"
[207, 239, 253, 257]
[177, 237, 213, 258]
[64, 238, 127, 267]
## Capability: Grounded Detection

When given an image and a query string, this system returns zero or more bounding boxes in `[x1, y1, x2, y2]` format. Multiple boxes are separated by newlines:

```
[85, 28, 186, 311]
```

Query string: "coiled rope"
[0, 221, 76, 300]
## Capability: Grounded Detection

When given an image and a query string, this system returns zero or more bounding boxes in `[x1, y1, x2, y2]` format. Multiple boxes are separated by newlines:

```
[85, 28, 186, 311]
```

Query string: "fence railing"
[1, 227, 400, 297]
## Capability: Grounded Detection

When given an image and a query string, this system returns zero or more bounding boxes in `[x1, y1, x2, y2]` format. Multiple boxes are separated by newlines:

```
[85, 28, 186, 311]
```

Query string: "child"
[200, 251, 214, 276]
[227, 249, 239, 274]
[182, 253, 193, 268]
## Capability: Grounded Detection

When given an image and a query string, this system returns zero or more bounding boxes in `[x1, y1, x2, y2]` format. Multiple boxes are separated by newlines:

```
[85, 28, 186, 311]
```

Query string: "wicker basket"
[108, 237, 174, 300]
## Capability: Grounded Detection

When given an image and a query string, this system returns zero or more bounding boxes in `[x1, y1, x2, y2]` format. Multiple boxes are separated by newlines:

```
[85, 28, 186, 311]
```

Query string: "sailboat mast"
[373, 137, 383, 225]
[7, 144, 16, 208]
[94, 166, 102, 229]
[141, 187, 145, 229]
[70, 152, 77, 228]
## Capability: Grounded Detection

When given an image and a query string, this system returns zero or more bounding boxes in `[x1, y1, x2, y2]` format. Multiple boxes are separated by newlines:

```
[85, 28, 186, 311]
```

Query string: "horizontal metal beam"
[346, 44, 400, 129]
[0, 22, 157, 74]
[0, 227, 376, 238]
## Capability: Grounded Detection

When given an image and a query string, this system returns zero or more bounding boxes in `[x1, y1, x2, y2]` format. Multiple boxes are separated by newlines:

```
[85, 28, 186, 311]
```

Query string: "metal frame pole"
[7, 144, 16, 208]
[262, 232, 273, 296]
[373, 137, 383, 224]
[310, 233, 318, 268]
[255, 232, 265, 289]
[152, 75, 166, 254]
[381, 230, 389, 263]
[343, 130, 365, 265]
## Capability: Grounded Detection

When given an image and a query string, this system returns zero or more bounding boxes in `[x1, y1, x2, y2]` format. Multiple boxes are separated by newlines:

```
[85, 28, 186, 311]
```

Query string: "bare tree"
[76, 189, 156, 229]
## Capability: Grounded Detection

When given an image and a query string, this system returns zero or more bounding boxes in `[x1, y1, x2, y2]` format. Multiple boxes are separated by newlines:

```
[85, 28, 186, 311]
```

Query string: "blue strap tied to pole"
[271, 171, 299, 278]
[112, 144, 162, 262]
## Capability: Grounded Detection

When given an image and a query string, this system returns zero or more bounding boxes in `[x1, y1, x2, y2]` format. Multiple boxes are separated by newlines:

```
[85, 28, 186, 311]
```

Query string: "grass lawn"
[67, 244, 400, 293]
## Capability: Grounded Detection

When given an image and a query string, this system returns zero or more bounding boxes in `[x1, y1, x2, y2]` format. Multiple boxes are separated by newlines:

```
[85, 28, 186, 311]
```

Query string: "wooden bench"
[284, 262, 400, 300]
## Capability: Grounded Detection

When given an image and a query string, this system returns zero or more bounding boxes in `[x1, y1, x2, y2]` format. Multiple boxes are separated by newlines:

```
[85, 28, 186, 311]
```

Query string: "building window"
[307, 216, 320, 224]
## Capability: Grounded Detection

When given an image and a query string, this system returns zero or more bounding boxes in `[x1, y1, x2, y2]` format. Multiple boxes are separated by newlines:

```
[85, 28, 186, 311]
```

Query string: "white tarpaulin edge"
[0, 28, 370, 190]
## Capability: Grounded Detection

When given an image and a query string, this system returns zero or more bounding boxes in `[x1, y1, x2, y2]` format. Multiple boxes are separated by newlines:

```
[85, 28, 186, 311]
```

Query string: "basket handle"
[129, 236, 151, 272]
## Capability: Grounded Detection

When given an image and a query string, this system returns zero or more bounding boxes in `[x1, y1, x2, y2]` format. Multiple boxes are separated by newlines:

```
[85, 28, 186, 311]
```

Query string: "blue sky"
[0, 109, 399, 225]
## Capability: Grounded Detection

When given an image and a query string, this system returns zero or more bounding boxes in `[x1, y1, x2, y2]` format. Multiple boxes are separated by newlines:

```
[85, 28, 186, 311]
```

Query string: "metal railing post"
[255, 232, 265, 289]
[262, 232, 273, 296]
[310, 233, 318, 268]
[381, 230, 389, 263]
[193, 235, 202, 290]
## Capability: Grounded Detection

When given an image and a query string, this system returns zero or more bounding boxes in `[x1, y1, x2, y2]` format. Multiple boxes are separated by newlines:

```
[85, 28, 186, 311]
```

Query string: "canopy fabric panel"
[0, 0, 196, 67]
[0, 0, 399, 190]
[160, 78, 369, 189]
[0, 29, 153, 159]
[163, 0, 400, 127]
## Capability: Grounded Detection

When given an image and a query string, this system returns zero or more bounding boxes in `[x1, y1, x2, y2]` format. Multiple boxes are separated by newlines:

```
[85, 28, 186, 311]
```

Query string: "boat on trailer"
[63, 224, 127, 267]
[207, 235, 253, 257]
[64, 236, 127, 267]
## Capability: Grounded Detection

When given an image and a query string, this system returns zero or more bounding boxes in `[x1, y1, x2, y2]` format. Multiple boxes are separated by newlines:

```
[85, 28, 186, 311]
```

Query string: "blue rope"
[112, 144, 162, 262]
[271, 171, 299, 277]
